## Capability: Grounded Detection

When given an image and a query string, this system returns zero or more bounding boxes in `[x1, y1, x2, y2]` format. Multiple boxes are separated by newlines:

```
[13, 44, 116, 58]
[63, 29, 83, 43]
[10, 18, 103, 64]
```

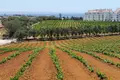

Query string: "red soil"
[0, 51, 16, 61]
[37, 41, 44, 47]
[46, 41, 50, 47]
[0, 51, 32, 80]
[40, 41, 45, 46]
[20, 48, 57, 80]
[73, 51, 120, 80]
[94, 52, 120, 63]
[56, 48, 95, 80]
[57, 40, 120, 80]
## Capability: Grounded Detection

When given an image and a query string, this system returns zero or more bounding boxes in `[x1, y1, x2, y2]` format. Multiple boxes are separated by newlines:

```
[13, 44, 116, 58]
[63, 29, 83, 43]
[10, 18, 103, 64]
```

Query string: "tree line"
[1, 15, 120, 41]
[33, 20, 120, 40]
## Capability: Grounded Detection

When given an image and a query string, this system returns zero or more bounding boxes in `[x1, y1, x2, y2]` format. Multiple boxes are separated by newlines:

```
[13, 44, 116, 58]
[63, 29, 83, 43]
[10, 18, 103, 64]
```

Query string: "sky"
[0, 0, 120, 13]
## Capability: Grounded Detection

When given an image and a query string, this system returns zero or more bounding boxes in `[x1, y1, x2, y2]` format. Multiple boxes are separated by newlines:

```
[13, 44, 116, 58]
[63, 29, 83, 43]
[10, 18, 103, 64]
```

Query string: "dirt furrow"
[94, 52, 120, 63]
[56, 48, 95, 80]
[0, 51, 16, 61]
[20, 48, 57, 80]
[0, 51, 32, 80]
[73, 51, 120, 80]
[0, 50, 4, 53]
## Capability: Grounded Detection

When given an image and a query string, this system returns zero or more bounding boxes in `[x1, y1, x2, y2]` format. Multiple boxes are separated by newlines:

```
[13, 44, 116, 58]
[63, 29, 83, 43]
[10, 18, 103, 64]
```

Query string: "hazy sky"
[0, 0, 120, 13]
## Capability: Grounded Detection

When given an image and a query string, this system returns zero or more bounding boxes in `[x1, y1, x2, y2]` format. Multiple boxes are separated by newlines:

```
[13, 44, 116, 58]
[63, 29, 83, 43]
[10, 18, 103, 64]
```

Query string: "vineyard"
[0, 36, 120, 80]
[33, 20, 120, 40]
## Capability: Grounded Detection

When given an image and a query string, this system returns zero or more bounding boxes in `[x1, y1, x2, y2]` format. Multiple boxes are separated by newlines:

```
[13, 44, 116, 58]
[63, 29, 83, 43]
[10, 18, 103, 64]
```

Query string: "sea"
[0, 12, 84, 17]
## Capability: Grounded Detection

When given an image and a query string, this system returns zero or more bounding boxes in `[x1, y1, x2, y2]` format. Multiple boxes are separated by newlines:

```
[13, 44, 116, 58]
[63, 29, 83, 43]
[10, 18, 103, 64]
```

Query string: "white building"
[84, 8, 120, 22]
[113, 8, 120, 21]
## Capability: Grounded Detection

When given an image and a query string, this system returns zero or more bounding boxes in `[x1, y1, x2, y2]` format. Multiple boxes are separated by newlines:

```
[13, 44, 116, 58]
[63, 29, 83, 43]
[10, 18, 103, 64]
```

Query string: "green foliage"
[14, 27, 28, 41]
[59, 38, 120, 69]
[49, 48, 64, 80]
[0, 58, 7, 64]
[0, 48, 33, 64]
[96, 70, 107, 80]
[2, 16, 33, 40]
[32, 20, 120, 40]
[0, 48, 19, 54]
[10, 47, 44, 80]
[3, 17, 120, 41]
[56, 45, 94, 73]
[55, 43, 108, 79]
[3, 18, 22, 37]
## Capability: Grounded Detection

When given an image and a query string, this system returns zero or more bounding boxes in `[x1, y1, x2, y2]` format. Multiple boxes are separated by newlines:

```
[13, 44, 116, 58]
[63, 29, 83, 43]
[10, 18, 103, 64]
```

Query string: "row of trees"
[1, 16, 83, 40]
[1, 16, 77, 41]
[33, 20, 120, 40]
[2, 15, 120, 41]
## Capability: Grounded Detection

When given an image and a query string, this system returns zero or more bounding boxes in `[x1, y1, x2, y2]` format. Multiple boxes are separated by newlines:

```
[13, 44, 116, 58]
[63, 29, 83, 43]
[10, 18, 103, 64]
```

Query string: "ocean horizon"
[0, 12, 84, 17]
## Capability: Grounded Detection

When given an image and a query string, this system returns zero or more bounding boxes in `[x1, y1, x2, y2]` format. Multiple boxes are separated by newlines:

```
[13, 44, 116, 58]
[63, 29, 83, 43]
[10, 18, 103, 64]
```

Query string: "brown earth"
[39, 41, 44, 47]
[56, 40, 120, 80]
[58, 38, 120, 64]
[0, 51, 32, 80]
[0, 50, 4, 53]
[56, 48, 96, 80]
[20, 48, 57, 80]
[0, 51, 16, 61]
[46, 41, 50, 47]
[72, 50, 120, 80]
[94, 52, 120, 63]
[1, 39, 120, 80]
[31, 42, 41, 47]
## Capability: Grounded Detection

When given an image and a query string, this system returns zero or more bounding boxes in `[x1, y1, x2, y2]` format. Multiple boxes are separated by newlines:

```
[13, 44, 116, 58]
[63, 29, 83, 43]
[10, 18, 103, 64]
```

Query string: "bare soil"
[94, 52, 120, 63]
[0, 51, 16, 61]
[20, 48, 57, 80]
[56, 48, 95, 80]
[74, 51, 120, 80]
[0, 51, 32, 80]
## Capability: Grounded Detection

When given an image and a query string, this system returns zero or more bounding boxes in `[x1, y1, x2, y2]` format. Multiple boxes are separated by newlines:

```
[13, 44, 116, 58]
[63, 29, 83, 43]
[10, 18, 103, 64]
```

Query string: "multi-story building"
[84, 8, 120, 21]
[113, 8, 120, 21]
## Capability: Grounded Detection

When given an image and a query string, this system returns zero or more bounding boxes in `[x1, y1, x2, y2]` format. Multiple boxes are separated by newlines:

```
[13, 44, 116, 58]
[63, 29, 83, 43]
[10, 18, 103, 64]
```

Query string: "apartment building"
[84, 8, 120, 21]
[113, 8, 120, 21]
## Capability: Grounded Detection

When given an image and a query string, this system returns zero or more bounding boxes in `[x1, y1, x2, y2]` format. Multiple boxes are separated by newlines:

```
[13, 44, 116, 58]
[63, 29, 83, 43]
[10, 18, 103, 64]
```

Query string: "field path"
[20, 48, 57, 80]
[0, 51, 32, 80]
[73, 50, 120, 80]
[56, 48, 96, 80]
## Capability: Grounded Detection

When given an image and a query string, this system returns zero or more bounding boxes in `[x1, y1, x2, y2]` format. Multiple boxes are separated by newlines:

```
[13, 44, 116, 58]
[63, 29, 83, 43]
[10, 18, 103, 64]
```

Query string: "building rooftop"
[87, 9, 113, 13]
[115, 8, 120, 13]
